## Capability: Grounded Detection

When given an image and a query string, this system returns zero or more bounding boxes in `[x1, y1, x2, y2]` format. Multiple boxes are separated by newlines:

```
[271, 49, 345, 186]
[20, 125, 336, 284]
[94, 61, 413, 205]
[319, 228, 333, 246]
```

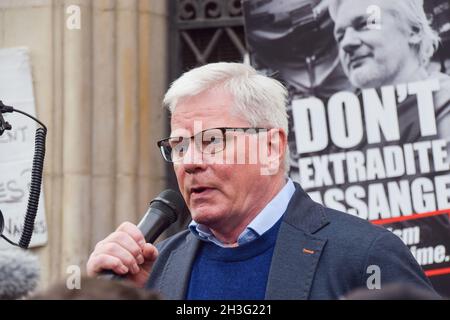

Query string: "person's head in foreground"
[329, 0, 440, 88]
[31, 277, 161, 300]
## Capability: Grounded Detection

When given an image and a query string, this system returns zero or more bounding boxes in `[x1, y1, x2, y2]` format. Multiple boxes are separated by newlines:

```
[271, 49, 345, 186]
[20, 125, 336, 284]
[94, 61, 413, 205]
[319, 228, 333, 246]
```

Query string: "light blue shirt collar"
[189, 178, 296, 247]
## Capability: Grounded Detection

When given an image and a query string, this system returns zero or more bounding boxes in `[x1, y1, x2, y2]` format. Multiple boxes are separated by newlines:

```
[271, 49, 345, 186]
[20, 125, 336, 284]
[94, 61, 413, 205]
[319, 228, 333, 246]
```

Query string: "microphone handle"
[99, 207, 173, 280]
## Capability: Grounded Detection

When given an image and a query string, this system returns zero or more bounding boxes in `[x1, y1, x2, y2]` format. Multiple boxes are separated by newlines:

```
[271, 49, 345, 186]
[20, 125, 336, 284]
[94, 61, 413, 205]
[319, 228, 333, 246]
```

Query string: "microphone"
[136, 189, 186, 243]
[100, 189, 186, 280]
[0, 248, 40, 299]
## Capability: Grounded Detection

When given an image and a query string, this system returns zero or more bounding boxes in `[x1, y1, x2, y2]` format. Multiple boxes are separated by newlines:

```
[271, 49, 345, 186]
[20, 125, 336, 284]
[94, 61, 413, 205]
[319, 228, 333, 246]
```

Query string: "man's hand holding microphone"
[86, 190, 186, 288]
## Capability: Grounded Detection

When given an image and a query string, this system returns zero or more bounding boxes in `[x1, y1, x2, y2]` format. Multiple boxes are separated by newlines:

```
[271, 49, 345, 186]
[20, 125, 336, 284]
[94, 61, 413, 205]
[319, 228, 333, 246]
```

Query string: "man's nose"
[340, 28, 362, 54]
[180, 140, 207, 174]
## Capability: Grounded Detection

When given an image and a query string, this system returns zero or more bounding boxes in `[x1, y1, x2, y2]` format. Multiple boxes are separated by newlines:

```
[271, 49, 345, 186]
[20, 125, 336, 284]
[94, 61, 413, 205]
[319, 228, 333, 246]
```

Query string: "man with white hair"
[329, 0, 450, 147]
[87, 62, 437, 299]
[329, 0, 441, 88]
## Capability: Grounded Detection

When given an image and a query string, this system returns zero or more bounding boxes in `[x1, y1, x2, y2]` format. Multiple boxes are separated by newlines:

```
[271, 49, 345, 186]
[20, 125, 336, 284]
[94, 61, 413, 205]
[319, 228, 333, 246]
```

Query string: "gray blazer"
[146, 183, 436, 299]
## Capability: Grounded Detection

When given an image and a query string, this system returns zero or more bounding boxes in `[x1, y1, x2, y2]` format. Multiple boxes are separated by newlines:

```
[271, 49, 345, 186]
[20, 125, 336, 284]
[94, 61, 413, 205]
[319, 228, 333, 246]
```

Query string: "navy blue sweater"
[186, 220, 282, 300]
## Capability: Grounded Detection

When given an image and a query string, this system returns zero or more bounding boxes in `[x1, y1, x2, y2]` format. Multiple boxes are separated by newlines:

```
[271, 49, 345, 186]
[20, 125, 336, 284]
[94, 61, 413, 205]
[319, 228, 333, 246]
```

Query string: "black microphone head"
[149, 189, 187, 224]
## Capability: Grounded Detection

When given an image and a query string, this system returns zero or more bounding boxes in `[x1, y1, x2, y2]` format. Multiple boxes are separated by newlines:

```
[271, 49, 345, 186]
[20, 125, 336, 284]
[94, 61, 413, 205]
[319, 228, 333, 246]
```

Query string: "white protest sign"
[0, 47, 48, 248]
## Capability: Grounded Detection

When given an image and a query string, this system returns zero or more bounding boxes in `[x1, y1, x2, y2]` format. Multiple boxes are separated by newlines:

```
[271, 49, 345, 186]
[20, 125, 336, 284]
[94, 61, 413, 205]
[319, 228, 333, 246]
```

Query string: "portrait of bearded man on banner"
[329, 0, 450, 151]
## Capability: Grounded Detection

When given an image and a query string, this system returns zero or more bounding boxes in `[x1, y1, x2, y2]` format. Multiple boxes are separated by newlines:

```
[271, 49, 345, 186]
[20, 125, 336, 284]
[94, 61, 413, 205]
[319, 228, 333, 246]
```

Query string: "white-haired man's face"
[333, 0, 417, 88]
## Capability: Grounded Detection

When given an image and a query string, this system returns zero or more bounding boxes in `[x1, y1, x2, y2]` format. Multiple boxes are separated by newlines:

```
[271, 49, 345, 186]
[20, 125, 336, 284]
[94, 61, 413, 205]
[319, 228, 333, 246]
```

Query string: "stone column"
[114, 0, 139, 226]
[91, 0, 117, 247]
[61, 0, 93, 274]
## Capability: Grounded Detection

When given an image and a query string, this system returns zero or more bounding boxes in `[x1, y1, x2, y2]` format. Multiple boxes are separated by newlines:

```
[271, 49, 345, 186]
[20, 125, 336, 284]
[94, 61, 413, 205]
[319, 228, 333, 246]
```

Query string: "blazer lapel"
[159, 233, 201, 299]
[265, 183, 329, 300]
[265, 222, 327, 299]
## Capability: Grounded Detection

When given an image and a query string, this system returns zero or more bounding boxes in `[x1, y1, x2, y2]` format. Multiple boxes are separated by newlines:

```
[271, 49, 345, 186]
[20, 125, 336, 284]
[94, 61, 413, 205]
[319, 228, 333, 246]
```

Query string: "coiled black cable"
[18, 127, 47, 248]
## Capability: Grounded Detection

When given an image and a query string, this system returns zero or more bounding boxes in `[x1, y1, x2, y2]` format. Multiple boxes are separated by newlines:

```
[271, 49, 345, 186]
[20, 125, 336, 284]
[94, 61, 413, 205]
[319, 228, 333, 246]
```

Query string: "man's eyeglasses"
[157, 127, 268, 163]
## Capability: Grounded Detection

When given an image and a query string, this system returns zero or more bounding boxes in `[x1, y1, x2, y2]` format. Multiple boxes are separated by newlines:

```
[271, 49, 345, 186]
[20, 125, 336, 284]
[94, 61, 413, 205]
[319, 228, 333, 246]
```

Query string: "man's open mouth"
[190, 187, 214, 195]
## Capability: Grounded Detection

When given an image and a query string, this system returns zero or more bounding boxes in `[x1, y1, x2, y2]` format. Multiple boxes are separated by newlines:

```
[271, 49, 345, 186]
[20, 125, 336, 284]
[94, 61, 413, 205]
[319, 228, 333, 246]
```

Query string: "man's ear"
[268, 128, 287, 160]
[260, 128, 287, 176]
